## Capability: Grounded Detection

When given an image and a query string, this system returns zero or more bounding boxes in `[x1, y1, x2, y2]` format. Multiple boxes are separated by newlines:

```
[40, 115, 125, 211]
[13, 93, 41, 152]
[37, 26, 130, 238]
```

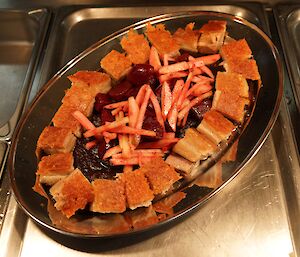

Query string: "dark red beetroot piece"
[108, 80, 133, 101]
[94, 93, 112, 113]
[127, 64, 159, 89]
[142, 106, 163, 140]
[191, 98, 212, 121]
[100, 108, 114, 125]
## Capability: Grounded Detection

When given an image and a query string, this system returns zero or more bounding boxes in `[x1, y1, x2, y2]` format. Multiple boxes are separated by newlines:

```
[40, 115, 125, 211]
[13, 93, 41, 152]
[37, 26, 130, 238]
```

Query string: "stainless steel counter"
[0, 3, 299, 257]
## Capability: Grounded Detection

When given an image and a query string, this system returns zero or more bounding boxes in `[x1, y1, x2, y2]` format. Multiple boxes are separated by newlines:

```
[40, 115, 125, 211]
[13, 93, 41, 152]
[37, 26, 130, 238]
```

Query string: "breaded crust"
[68, 71, 112, 96]
[121, 28, 150, 64]
[62, 86, 95, 117]
[140, 157, 181, 195]
[212, 90, 248, 123]
[173, 23, 199, 52]
[121, 169, 154, 210]
[37, 153, 74, 185]
[220, 38, 252, 60]
[50, 169, 94, 218]
[91, 178, 126, 213]
[226, 58, 261, 81]
[173, 128, 217, 162]
[146, 23, 180, 57]
[197, 110, 236, 144]
[216, 72, 249, 98]
[36, 126, 76, 158]
[100, 50, 132, 81]
[52, 104, 82, 137]
[199, 20, 227, 33]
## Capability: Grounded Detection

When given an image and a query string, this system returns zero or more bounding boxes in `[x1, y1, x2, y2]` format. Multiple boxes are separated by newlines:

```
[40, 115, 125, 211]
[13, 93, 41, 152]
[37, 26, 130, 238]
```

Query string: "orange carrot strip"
[111, 107, 123, 116]
[191, 54, 221, 65]
[135, 84, 148, 107]
[186, 84, 212, 97]
[138, 138, 179, 149]
[177, 72, 193, 108]
[161, 82, 172, 120]
[136, 86, 151, 129]
[192, 75, 214, 83]
[103, 145, 122, 159]
[167, 103, 178, 132]
[103, 131, 117, 140]
[159, 61, 189, 74]
[104, 101, 128, 109]
[200, 65, 214, 79]
[182, 111, 189, 126]
[171, 80, 184, 106]
[84, 117, 129, 137]
[191, 67, 203, 76]
[159, 71, 188, 83]
[149, 46, 161, 71]
[150, 92, 165, 130]
[85, 140, 97, 150]
[128, 96, 139, 128]
[109, 125, 156, 137]
[72, 110, 95, 130]
[110, 156, 159, 166]
[178, 91, 213, 120]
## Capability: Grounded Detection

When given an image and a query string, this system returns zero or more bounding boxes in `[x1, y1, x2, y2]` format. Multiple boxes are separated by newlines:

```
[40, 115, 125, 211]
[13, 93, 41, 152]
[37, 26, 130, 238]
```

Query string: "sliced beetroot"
[94, 93, 112, 113]
[108, 80, 132, 101]
[124, 85, 141, 98]
[191, 98, 212, 121]
[100, 108, 114, 125]
[127, 64, 158, 89]
[142, 115, 163, 140]
[175, 52, 190, 62]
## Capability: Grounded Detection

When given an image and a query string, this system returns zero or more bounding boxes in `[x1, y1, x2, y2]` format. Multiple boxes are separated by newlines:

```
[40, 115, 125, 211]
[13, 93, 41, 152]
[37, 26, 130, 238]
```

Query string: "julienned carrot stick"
[109, 126, 156, 137]
[112, 149, 163, 158]
[104, 101, 128, 109]
[177, 72, 193, 108]
[186, 84, 212, 97]
[159, 71, 188, 83]
[163, 132, 175, 139]
[192, 54, 221, 65]
[110, 156, 159, 166]
[200, 65, 214, 79]
[85, 140, 97, 150]
[111, 107, 122, 116]
[171, 80, 184, 106]
[128, 96, 139, 128]
[178, 91, 213, 120]
[150, 92, 165, 130]
[192, 75, 214, 84]
[84, 117, 129, 137]
[161, 82, 172, 120]
[103, 145, 122, 159]
[135, 84, 148, 107]
[149, 46, 161, 71]
[103, 131, 117, 140]
[167, 103, 178, 132]
[138, 138, 179, 149]
[136, 86, 151, 129]
[72, 110, 95, 130]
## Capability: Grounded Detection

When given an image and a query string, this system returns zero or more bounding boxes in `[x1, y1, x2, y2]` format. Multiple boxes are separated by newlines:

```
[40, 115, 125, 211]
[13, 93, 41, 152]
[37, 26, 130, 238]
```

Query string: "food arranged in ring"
[34, 20, 261, 219]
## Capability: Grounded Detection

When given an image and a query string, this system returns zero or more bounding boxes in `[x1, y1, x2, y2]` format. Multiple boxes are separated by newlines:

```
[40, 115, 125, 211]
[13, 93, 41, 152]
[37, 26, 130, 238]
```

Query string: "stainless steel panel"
[274, 5, 300, 148]
[0, 143, 9, 231]
[0, 9, 50, 141]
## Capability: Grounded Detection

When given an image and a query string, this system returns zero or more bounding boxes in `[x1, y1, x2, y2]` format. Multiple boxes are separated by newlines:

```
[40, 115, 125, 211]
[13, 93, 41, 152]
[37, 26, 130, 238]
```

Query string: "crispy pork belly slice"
[173, 128, 217, 162]
[146, 23, 180, 57]
[216, 72, 249, 98]
[220, 38, 252, 61]
[165, 154, 194, 176]
[212, 90, 248, 123]
[198, 20, 227, 54]
[121, 169, 154, 210]
[68, 71, 112, 96]
[90, 178, 126, 213]
[197, 110, 236, 144]
[91, 214, 130, 234]
[173, 23, 200, 52]
[225, 58, 261, 81]
[52, 104, 82, 137]
[62, 86, 95, 117]
[140, 157, 181, 195]
[100, 50, 132, 81]
[120, 28, 150, 64]
[37, 153, 74, 185]
[126, 205, 158, 229]
[49, 168, 94, 218]
[36, 126, 76, 158]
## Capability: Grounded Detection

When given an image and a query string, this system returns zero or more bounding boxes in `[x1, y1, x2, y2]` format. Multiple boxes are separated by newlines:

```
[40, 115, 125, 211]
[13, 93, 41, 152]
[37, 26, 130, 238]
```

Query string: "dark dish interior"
[9, 12, 282, 237]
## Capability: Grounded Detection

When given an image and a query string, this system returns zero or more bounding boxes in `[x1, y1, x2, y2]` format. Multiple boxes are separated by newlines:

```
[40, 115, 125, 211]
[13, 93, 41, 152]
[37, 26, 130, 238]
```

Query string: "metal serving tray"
[1, 4, 300, 257]
[0, 9, 50, 141]
[274, 4, 300, 148]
